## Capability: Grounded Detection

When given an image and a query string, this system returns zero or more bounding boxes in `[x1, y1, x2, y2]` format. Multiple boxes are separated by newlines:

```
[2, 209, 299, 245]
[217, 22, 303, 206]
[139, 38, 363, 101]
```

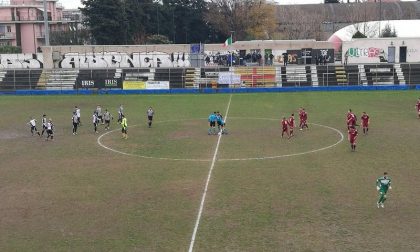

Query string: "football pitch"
[1, 91, 420, 251]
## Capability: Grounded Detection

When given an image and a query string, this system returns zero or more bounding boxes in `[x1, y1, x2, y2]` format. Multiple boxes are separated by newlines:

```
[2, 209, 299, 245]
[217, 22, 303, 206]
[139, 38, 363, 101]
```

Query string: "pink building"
[0, 0, 68, 53]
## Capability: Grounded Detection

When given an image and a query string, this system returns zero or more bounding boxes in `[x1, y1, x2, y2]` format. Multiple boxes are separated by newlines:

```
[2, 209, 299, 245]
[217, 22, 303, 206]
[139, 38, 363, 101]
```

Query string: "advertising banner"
[286, 50, 300, 64]
[312, 49, 334, 64]
[77, 78, 122, 89]
[123, 81, 146, 90]
[145, 81, 170, 89]
[301, 48, 312, 64]
[218, 72, 241, 85]
[102, 79, 122, 88]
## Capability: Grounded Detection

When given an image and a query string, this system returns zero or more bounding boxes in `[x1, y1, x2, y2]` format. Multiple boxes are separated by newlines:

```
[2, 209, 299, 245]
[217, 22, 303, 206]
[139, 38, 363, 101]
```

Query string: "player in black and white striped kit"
[45, 119, 54, 141]
[72, 112, 79, 135]
[117, 104, 124, 123]
[28, 117, 40, 136]
[92, 111, 99, 133]
[104, 109, 113, 130]
[75, 106, 81, 126]
[40, 114, 47, 137]
[96, 105, 103, 124]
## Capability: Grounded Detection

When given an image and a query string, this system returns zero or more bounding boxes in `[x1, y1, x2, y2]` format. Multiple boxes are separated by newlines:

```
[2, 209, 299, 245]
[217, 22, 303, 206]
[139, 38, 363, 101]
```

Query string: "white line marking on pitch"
[97, 118, 344, 162]
[97, 119, 212, 162]
[188, 94, 233, 252]
[218, 121, 345, 161]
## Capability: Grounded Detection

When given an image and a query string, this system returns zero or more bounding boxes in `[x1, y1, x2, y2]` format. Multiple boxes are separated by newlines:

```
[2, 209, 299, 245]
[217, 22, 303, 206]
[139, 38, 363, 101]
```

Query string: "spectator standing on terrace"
[147, 107, 155, 128]
[282, 52, 288, 66]
[45, 119, 54, 141]
[118, 104, 124, 123]
[281, 117, 289, 138]
[348, 125, 358, 151]
[104, 109, 113, 130]
[72, 112, 79, 135]
[376, 172, 392, 208]
[40, 114, 47, 137]
[318, 55, 323, 65]
[361, 112, 370, 135]
[28, 117, 40, 136]
[121, 114, 128, 139]
[344, 51, 349, 65]
[269, 53, 274, 65]
[416, 98, 420, 119]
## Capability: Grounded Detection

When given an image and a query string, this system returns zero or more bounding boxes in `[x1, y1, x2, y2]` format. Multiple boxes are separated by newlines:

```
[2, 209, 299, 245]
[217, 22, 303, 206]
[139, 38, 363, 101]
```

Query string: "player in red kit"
[299, 108, 308, 130]
[348, 125, 358, 151]
[281, 117, 289, 138]
[288, 113, 295, 138]
[361, 112, 370, 134]
[299, 108, 304, 129]
[416, 98, 420, 119]
[347, 109, 357, 129]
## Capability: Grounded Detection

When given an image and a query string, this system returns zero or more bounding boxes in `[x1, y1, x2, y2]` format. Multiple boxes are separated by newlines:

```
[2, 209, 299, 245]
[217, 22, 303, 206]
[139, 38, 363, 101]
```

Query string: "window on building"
[7, 26, 12, 33]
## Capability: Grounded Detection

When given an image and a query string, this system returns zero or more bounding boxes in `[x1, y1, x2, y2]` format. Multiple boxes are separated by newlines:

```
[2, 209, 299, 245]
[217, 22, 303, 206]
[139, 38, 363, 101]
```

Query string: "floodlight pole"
[43, 0, 50, 46]
[378, 0, 382, 37]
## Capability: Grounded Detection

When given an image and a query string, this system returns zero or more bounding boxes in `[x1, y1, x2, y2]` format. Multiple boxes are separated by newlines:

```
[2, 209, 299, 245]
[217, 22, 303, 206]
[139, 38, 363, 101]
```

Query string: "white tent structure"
[328, 20, 420, 51]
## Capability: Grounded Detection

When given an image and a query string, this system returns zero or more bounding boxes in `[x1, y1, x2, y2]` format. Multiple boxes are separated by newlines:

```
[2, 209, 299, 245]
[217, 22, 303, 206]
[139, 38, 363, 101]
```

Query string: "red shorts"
[282, 127, 288, 132]
[349, 138, 356, 144]
[362, 123, 368, 128]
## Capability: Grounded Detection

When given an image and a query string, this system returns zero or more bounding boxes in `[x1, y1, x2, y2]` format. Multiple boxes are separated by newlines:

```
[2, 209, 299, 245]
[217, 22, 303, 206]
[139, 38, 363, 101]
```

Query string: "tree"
[205, 0, 277, 41]
[352, 30, 367, 38]
[0, 45, 21, 53]
[50, 29, 91, 45]
[124, 0, 158, 43]
[280, 5, 324, 40]
[80, 0, 126, 44]
[343, 2, 379, 38]
[380, 24, 397, 38]
[146, 34, 172, 44]
[160, 0, 210, 44]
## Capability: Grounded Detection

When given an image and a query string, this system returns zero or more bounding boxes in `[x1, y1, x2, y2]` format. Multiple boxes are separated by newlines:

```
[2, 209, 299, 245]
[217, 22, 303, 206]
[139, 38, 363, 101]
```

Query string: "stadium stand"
[44, 69, 79, 90]
[364, 65, 399, 85]
[0, 69, 42, 90]
[400, 64, 420, 85]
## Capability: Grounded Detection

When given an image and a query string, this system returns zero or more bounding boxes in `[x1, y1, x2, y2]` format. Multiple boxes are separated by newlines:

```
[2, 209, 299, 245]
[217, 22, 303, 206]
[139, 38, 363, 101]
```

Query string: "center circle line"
[97, 118, 344, 162]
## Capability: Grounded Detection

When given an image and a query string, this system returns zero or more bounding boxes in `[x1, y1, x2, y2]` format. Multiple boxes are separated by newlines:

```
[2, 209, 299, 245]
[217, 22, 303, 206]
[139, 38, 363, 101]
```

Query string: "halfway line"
[188, 94, 232, 252]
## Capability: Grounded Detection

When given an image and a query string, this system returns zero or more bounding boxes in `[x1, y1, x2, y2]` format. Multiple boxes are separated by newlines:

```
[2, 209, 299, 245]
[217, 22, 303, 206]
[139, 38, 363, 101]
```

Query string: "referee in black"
[147, 107, 155, 128]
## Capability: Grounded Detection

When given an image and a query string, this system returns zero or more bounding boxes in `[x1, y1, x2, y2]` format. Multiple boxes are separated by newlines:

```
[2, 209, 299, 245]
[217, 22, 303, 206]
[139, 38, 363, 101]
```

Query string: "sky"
[58, 0, 418, 10]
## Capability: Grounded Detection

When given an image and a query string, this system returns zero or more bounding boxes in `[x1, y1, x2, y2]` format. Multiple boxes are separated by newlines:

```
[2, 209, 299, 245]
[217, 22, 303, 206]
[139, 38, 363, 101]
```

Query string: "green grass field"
[1, 91, 420, 251]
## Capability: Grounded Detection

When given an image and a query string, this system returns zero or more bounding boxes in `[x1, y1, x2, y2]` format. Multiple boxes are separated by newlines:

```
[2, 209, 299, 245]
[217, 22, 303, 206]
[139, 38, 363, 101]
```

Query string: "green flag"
[223, 36, 232, 47]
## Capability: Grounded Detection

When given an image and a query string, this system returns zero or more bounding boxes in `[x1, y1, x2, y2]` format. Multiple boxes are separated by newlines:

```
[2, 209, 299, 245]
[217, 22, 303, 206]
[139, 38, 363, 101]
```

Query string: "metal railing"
[0, 64, 420, 91]
[0, 32, 15, 39]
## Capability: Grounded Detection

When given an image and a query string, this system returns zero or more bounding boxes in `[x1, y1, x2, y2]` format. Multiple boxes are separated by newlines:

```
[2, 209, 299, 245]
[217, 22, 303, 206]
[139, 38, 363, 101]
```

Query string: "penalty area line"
[188, 94, 232, 252]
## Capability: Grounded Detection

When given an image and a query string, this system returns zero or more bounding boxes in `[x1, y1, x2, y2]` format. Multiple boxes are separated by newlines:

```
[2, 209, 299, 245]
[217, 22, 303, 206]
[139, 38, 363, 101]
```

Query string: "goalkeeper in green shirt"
[376, 172, 392, 208]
